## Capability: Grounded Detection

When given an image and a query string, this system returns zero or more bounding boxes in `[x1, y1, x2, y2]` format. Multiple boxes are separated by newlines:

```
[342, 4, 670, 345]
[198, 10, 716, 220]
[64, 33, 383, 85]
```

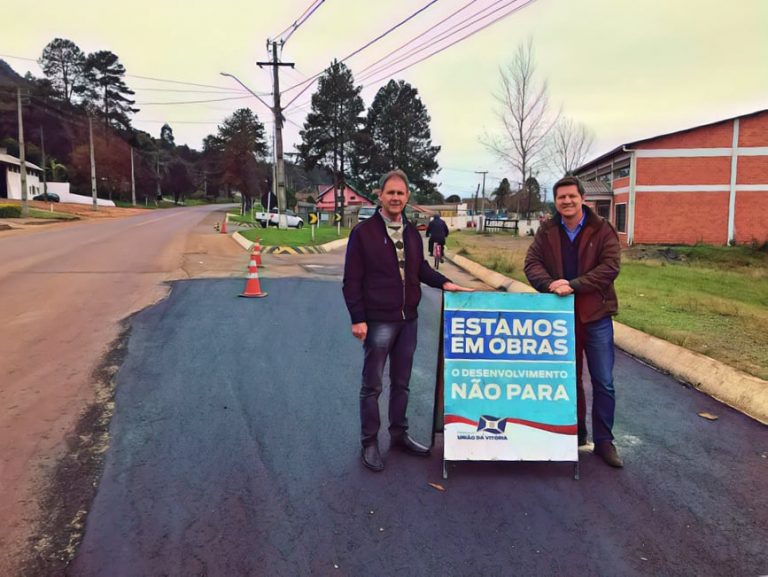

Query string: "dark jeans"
[575, 315, 616, 444]
[360, 319, 418, 446]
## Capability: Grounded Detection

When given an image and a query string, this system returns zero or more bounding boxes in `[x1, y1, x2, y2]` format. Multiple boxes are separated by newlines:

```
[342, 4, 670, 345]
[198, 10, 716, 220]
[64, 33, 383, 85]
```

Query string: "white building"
[0, 148, 115, 207]
[0, 149, 43, 200]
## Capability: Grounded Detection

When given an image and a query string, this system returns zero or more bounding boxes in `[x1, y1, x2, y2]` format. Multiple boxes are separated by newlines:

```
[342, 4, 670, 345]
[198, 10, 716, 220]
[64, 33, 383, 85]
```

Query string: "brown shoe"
[595, 441, 624, 468]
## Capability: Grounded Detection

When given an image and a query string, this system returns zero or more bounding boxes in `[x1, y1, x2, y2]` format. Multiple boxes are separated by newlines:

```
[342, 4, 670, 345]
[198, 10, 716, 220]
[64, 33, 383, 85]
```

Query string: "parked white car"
[254, 209, 304, 228]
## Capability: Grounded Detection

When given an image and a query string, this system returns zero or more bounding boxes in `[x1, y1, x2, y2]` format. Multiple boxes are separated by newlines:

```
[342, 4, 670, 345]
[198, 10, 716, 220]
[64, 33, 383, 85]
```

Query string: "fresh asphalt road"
[67, 274, 767, 577]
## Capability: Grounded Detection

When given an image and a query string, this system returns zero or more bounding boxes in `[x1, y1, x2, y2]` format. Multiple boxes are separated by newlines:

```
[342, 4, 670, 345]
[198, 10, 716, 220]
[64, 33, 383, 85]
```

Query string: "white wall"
[47, 182, 116, 207]
[5, 168, 42, 200]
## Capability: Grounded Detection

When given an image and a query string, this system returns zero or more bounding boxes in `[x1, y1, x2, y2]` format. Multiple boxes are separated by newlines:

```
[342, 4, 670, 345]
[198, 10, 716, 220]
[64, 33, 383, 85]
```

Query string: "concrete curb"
[230, 231, 349, 254]
[445, 250, 768, 425]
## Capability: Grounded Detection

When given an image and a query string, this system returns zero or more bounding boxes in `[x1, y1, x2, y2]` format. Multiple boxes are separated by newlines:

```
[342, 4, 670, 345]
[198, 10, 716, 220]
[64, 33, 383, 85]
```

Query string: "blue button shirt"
[560, 212, 586, 242]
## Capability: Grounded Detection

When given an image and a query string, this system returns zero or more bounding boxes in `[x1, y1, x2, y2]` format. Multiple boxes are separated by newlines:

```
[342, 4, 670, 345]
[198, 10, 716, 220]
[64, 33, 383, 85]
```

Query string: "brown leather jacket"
[524, 206, 620, 323]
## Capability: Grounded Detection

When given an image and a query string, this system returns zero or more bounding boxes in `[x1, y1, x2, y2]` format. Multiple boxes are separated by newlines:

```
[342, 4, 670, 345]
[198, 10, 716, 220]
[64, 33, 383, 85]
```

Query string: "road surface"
[0, 205, 243, 576]
[59, 256, 767, 577]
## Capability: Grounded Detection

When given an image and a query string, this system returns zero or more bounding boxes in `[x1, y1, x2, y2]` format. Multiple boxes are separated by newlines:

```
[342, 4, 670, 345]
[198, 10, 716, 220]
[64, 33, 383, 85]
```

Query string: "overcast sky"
[2, 0, 766, 199]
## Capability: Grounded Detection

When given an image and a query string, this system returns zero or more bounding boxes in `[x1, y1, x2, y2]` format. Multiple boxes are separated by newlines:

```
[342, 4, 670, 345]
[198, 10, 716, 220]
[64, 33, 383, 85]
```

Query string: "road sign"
[442, 292, 577, 475]
[334, 211, 342, 223]
[309, 212, 319, 225]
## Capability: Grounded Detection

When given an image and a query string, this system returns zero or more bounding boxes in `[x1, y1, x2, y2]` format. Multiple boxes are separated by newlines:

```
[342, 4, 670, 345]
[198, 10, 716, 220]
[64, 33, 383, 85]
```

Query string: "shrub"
[0, 204, 22, 218]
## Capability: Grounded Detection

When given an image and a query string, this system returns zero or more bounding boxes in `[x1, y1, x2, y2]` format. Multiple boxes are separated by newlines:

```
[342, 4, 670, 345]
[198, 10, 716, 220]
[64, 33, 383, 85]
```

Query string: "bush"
[0, 204, 22, 218]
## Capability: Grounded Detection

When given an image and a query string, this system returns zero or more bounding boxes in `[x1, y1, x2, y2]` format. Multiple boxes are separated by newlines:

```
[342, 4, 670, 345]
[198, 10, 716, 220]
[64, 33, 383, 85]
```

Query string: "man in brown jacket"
[524, 176, 624, 468]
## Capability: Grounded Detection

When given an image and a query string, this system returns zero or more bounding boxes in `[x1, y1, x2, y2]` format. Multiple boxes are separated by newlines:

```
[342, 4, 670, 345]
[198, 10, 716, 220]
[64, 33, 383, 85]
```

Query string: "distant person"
[426, 214, 449, 261]
[343, 169, 473, 472]
[524, 175, 624, 468]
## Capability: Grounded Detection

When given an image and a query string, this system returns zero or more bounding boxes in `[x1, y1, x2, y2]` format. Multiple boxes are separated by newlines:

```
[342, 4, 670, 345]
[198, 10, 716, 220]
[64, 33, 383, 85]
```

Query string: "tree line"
[0, 39, 444, 208]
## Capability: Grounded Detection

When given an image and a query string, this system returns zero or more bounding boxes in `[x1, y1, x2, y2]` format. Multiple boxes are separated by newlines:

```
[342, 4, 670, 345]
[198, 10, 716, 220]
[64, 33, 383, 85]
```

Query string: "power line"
[360, 0, 528, 84]
[281, 0, 442, 109]
[280, 0, 327, 44]
[133, 87, 250, 94]
[356, 0, 483, 77]
[126, 74, 250, 91]
[137, 119, 222, 124]
[359, 0, 512, 83]
[136, 95, 252, 106]
[362, 0, 536, 87]
[273, 0, 324, 42]
[0, 53, 38, 63]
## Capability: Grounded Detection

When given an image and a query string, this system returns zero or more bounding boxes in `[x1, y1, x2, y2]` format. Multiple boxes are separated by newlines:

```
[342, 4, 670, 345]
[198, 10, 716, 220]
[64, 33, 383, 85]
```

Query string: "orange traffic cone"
[252, 239, 263, 267]
[220, 216, 228, 234]
[239, 260, 267, 298]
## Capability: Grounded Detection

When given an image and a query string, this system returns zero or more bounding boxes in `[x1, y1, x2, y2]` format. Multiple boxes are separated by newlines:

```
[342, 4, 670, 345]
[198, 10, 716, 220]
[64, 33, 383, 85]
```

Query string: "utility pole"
[258, 40, 294, 229]
[475, 171, 487, 233]
[89, 116, 98, 211]
[130, 147, 136, 206]
[17, 88, 29, 217]
[472, 183, 480, 231]
[155, 153, 161, 204]
[40, 125, 48, 198]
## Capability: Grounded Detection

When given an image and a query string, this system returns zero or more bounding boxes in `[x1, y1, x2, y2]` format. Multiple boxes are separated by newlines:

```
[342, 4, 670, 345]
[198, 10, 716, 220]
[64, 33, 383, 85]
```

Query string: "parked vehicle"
[253, 209, 304, 228]
[357, 206, 377, 222]
[33, 192, 60, 203]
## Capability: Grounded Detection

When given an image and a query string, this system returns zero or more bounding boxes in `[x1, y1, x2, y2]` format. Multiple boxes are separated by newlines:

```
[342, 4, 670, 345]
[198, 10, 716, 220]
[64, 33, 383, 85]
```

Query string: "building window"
[614, 166, 630, 179]
[615, 203, 627, 233]
[596, 200, 611, 220]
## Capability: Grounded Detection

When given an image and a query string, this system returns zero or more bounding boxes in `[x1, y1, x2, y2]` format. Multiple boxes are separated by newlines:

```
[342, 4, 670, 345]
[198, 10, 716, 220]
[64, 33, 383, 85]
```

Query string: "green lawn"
[447, 232, 768, 380]
[239, 223, 351, 246]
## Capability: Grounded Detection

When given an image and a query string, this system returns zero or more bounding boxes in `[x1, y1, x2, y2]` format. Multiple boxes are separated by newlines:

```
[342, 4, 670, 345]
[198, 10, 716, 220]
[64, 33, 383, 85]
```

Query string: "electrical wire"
[133, 87, 250, 94]
[136, 95, 252, 106]
[126, 74, 250, 91]
[272, 0, 324, 42]
[282, 0, 327, 44]
[356, 0, 483, 77]
[359, 0, 525, 83]
[280, 0, 442, 108]
[362, 0, 536, 87]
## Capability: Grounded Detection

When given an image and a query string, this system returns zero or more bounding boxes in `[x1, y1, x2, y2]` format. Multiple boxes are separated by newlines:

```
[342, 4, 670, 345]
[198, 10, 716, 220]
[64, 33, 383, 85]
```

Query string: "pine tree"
[491, 178, 512, 211]
[355, 80, 441, 204]
[83, 50, 138, 130]
[203, 108, 269, 206]
[38, 38, 87, 104]
[297, 60, 364, 212]
[160, 123, 175, 148]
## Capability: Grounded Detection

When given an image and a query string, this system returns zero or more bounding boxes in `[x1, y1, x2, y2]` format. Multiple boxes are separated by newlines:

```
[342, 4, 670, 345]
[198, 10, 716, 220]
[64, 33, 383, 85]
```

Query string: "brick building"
[575, 109, 768, 246]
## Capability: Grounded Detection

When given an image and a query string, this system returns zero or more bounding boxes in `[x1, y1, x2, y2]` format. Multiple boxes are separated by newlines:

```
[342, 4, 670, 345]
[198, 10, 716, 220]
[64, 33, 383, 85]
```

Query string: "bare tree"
[549, 117, 594, 176]
[484, 39, 558, 216]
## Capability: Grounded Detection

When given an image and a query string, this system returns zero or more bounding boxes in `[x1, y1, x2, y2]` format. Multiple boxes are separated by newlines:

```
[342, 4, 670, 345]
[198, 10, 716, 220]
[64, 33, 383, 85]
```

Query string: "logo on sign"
[477, 415, 507, 435]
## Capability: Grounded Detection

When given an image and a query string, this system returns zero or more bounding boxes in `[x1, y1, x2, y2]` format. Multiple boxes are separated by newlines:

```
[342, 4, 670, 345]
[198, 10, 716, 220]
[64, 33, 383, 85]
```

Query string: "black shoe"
[391, 434, 431, 456]
[361, 444, 384, 472]
[595, 441, 624, 468]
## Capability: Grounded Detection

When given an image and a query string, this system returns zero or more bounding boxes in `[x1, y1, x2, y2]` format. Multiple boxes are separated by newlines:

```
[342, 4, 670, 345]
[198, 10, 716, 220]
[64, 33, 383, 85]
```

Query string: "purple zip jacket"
[343, 210, 449, 324]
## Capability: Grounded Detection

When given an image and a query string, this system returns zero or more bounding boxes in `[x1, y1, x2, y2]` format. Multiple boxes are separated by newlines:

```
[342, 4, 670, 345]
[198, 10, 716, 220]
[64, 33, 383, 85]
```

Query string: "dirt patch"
[624, 246, 687, 262]
[20, 319, 133, 577]
[1, 199, 149, 219]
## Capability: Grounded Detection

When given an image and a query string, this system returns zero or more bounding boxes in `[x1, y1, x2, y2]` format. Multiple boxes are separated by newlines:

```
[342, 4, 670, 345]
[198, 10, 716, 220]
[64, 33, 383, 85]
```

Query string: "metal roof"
[0, 152, 42, 171]
[575, 108, 768, 175]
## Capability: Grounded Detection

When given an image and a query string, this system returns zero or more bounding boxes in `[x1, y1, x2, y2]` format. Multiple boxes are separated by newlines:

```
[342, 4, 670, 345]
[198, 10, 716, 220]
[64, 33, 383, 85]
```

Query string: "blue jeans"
[575, 316, 616, 444]
[360, 320, 418, 446]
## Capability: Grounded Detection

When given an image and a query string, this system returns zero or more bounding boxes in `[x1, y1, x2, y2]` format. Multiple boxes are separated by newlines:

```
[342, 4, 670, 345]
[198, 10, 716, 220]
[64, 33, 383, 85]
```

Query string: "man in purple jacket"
[343, 169, 472, 472]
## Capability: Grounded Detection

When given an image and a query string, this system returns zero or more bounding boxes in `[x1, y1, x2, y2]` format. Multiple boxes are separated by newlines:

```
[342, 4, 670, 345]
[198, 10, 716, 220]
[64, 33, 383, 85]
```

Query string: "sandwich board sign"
[442, 292, 578, 478]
